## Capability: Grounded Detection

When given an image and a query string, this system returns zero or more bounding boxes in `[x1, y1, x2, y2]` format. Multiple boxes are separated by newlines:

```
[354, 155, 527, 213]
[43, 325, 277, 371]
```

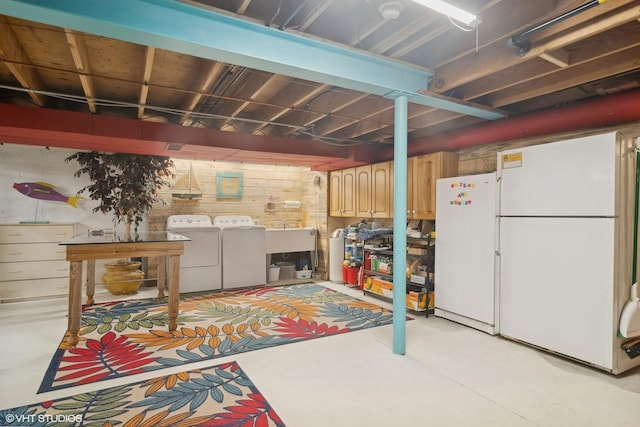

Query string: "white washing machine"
[167, 215, 222, 293]
[213, 215, 266, 289]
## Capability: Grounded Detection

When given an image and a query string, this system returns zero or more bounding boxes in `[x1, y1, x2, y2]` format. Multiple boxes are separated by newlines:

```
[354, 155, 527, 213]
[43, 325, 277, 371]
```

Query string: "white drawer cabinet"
[0, 224, 75, 302]
[0, 242, 68, 263]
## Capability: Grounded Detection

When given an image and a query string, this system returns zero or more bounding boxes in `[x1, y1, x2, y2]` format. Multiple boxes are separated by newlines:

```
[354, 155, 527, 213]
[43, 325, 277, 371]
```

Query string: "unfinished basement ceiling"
[0, 0, 639, 169]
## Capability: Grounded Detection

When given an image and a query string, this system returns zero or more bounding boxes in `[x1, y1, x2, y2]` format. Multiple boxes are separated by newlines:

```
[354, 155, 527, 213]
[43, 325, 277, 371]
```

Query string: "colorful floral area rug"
[3, 361, 286, 426]
[39, 283, 396, 393]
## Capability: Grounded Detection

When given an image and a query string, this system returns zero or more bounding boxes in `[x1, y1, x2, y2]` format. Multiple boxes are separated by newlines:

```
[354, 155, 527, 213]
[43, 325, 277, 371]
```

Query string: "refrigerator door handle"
[494, 249, 501, 333]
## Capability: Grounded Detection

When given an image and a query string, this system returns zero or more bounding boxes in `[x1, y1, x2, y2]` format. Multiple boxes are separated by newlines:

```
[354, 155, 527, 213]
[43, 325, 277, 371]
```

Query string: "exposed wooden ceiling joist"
[1, 0, 639, 170]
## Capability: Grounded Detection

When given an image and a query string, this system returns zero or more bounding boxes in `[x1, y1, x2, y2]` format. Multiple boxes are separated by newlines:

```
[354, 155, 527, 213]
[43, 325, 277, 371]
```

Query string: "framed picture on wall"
[216, 172, 243, 199]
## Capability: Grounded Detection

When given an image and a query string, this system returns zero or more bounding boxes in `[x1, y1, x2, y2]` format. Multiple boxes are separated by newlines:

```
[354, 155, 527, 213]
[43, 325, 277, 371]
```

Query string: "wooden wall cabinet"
[329, 167, 356, 217]
[407, 152, 458, 220]
[0, 223, 76, 302]
[355, 161, 392, 218]
[329, 152, 457, 220]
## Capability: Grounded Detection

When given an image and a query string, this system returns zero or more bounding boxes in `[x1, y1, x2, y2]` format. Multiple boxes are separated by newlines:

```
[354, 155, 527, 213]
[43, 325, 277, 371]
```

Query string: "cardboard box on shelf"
[407, 247, 428, 255]
[406, 291, 427, 311]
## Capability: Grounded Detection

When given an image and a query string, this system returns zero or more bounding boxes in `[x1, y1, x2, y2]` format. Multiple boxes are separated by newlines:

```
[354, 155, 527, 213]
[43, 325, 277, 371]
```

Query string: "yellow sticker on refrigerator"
[502, 152, 522, 169]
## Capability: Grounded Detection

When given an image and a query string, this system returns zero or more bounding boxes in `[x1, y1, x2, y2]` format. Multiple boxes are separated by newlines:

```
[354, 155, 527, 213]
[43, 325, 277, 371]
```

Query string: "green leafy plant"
[66, 152, 174, 238]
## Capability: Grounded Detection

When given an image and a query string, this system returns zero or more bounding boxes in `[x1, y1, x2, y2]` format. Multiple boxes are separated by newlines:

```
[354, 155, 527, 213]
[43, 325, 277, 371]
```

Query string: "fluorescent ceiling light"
[412, 0, 480, 27]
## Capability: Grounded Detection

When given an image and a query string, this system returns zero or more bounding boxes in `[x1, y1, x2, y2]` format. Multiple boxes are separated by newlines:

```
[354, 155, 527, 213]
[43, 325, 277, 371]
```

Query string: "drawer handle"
[9, 252, 22, 256]
[8, 271, 23, 274]
[55, 268, 68, 272]
[7, 233, 21, 237]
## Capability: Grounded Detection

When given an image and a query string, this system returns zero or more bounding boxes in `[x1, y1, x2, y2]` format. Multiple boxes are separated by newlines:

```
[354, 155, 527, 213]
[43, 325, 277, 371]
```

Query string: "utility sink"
[266, 228, 317, 254]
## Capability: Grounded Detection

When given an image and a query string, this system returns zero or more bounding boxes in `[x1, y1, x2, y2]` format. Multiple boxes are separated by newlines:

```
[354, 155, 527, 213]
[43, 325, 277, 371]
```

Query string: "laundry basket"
[276, 262, 295, 280]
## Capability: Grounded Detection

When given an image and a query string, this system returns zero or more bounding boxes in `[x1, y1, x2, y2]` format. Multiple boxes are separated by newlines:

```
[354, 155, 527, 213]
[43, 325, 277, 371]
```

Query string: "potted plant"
[66, 151, 174, 240]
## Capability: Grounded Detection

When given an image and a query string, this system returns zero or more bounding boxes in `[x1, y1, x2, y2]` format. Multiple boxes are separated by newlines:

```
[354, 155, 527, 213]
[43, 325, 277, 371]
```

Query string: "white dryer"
[213, 215, 266, 289]
[167, 215, 222, 293]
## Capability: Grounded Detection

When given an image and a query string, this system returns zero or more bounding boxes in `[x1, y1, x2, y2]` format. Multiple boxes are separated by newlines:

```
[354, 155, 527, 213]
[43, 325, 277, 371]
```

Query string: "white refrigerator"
[435, 131, 640, 374]
[498, 131, 639, 374]
[435, 172, 499, 335]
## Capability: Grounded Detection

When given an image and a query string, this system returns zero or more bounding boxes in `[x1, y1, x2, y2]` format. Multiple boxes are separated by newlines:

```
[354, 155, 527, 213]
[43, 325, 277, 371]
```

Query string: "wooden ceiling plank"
[179, 61, 227, 125]
[234, 2, 437, 142]
[247, 0, 387, 139]
[0, 18, 47, 106]
[369, 16, 440, 55]
[488, 44, 640, 107]
[539, 49, 570, 67]
[273, 89, 375, 138]
[297, 0, 335, 32]
[255, 0, 409, 139]
[262, 94, 367, 136]
[204, 71, 270, 119]
[306, 94, 392, 137]
[327, 101, 464, 143]
[431, 2, 640, 94]
[64, 30, 97, 113]
[524, 0, 638, 44]
[236, 0, 251, 15]
[523, 5, 640, 60]
[401, 0, 558, 68]
[249, 84, 329, 135]
[457, 22, 640, 100]
[329, 120, 397, 143]
[219, 81, 328, 135]
[219, 73, 289, 129]
[387, 26, 448, 60]
[137, 46, 155, 119]
[348, 18, 387, 46]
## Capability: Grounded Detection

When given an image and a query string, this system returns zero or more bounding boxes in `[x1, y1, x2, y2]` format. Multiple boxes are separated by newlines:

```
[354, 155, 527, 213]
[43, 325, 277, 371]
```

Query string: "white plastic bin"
[268, 265, 280, 282]
[329, 229, 345, 282]
[295, 270, 312, 279]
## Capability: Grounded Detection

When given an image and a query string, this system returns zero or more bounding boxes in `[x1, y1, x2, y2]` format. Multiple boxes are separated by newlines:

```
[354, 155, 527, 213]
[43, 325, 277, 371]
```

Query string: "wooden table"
[60, 232, 189, 346]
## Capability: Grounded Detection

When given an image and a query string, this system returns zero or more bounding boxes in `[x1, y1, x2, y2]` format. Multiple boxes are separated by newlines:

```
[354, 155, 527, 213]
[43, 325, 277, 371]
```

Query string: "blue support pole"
[392, 95, 408, 355]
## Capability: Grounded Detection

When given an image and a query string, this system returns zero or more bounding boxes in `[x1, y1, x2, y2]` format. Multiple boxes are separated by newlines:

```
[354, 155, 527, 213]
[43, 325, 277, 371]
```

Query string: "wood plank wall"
[457, 125, 634, 176]
[148, 159, 329, 280]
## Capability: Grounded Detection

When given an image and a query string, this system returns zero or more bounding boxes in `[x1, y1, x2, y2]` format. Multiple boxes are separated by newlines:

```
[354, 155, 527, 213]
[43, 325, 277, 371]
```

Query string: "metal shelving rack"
[362, 234, 435, 317]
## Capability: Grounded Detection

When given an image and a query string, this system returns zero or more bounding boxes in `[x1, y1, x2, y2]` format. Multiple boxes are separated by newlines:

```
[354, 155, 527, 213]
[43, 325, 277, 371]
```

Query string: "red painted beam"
[377, 88, 640, 159]
[0, 104, 363, 169]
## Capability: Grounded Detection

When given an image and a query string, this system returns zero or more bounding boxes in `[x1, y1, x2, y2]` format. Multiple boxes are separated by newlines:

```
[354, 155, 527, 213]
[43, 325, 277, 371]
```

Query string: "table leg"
[86, 259, 95, 306]
[167, 254, 180, 331]
[68, 261, 83, 346]
[157, 255, 166, 299]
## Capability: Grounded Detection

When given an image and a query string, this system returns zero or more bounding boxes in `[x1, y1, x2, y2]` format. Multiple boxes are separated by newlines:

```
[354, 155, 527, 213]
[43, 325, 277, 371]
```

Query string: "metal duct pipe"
[508, 0, 607, 56]
[376, 88, 640, 160]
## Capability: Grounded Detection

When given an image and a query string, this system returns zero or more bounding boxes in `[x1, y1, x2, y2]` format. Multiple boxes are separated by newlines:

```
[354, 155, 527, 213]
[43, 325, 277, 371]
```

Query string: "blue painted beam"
[0, 0, 504, 120]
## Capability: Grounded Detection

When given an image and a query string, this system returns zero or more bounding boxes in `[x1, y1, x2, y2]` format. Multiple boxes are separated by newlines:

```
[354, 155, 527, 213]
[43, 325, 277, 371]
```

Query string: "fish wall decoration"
[13, 182, 83, 208]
